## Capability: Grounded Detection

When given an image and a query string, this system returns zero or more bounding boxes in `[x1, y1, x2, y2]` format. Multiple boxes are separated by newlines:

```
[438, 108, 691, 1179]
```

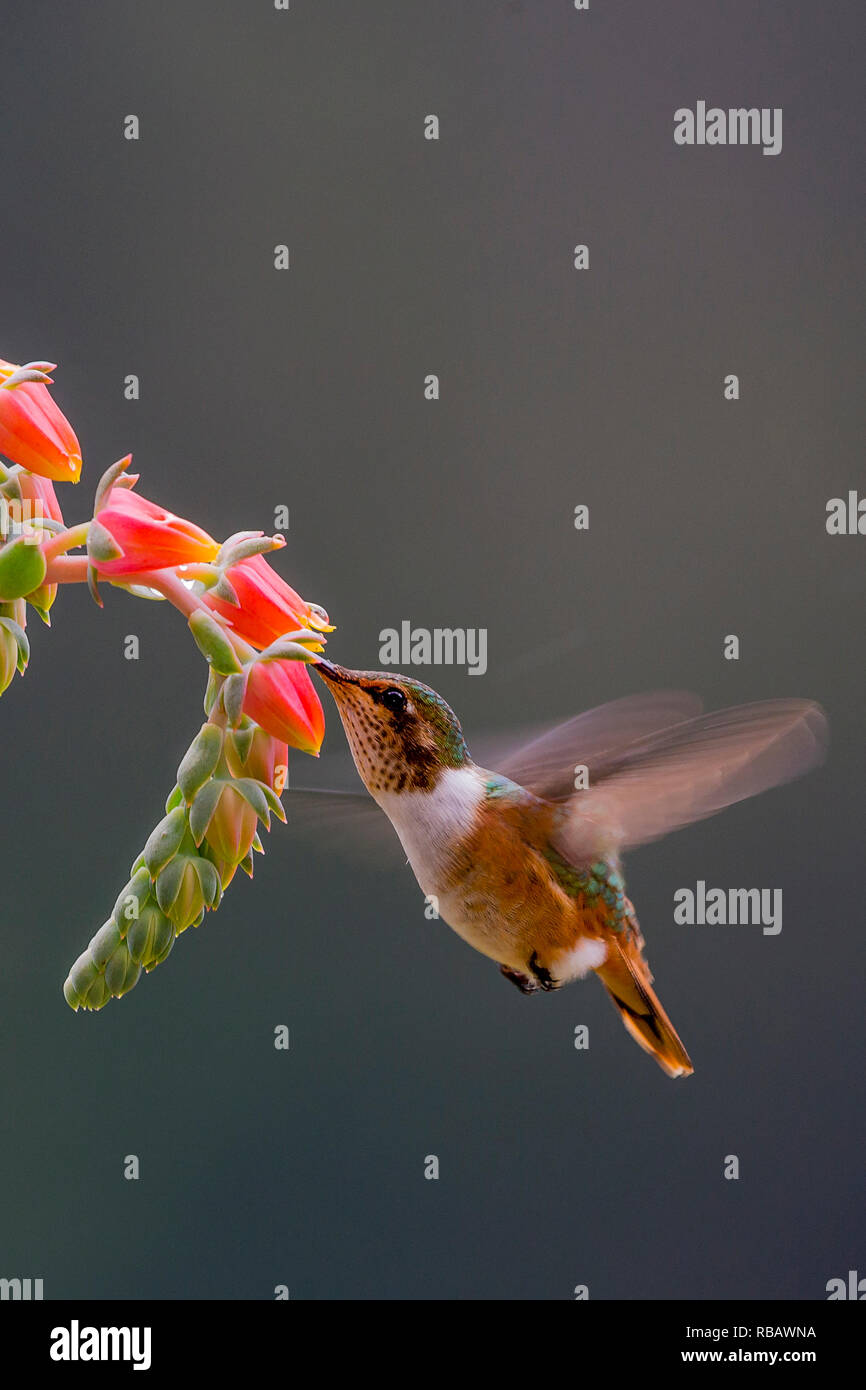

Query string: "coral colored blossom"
[242, 659, 324, 754]
[204, 552, 330, 650]
[0, 359, 82, 482]
[94, 485, 219, 576]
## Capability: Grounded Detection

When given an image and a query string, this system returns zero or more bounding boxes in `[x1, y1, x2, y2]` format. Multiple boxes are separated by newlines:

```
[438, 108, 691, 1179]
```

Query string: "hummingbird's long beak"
[313, 658, 356, 686]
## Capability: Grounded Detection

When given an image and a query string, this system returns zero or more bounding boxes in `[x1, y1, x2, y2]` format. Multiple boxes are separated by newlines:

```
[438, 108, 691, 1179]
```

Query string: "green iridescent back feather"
[483, 773, 633, 937]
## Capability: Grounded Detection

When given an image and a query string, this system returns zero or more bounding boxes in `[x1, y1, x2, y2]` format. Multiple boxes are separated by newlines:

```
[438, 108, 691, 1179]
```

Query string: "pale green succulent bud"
[177, 723, 224, 802]
[155, 852, 221, 931]
[112, 866, 153, 932]
[64, 951, 100, 1010]
[0, 623, 19, 696]
[148, 923, 177, 967]
[63, 913, 145, 1010]
[84, 974, 111, 1011]
[104, 940, 141, 996]
[88, 919, 123, 970]
[0, 604, 29, 695]
[189, 779, 222, 846]
[143, 806, 188, 877]
[126, 902, 175, 967]
[221, 670, 248, 727]
[203, 667, 222, 715]
[26, 586, 55, 625]
[62, 976, 82, 1010]
[188, 609, 242, 675]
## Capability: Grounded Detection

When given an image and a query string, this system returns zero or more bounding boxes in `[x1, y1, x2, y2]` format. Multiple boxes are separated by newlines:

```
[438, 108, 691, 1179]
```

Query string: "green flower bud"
[177, 723, 224, 802]
[63, 952, 96, 1010]
[221, 670, 248, 727]
[203, 666, 222, 715]
[194, 855, 222, 910]
[112, 866, 153, 931]
[188, 609, 242, 675]
[143, 806, 188, 877]
[156, 854, 208, 932]
[26, 582, 55, 624]
[149, 922, 176, 967]
[65, 950, 112, 1011]
[0, 624, 18, 696]
[189, 778, 223, 846]
[0, 611, 29, 695]
[127, 902, 174, 966]
[67, 951, 99, 1000]
[89, 919, 122, 970]
[84, 974, 111, 1010]
[63, 976, 83, 1011]
[0, 534, 46, 600]
[105, 941, 141, 997]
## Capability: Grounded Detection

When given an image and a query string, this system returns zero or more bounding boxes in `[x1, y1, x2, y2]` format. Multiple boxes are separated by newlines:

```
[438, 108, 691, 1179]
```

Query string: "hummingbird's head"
[313, 660, 470, 796]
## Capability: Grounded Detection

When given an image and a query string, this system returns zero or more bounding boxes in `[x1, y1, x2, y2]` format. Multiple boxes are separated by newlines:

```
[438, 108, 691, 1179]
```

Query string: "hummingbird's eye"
[381, 687, 407, 714]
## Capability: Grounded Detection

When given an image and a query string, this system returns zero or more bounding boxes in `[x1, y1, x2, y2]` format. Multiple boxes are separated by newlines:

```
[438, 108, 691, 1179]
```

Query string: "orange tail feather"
[596, 941, 693, 1078]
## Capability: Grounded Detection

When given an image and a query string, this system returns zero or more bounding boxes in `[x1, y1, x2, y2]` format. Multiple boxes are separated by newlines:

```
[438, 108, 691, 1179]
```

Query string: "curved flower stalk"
[0, 348, 334, 1011]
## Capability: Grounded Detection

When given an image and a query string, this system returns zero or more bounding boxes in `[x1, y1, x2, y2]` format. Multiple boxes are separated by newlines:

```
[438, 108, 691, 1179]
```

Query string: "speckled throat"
[313, 661, 470, 796]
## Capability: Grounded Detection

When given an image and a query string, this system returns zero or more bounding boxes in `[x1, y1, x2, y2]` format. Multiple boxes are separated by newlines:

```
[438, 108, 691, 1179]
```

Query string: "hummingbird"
[311, 660, 827, 1078]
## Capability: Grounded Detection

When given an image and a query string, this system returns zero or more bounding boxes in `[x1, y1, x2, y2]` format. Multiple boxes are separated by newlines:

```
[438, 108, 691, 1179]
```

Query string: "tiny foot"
[499, 965, 540, 995]
[528, 951, 560, 992]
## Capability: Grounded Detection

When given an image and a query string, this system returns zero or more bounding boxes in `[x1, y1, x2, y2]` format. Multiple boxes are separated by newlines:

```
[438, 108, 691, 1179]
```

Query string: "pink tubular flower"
[0, 359, 82, 482]
[93, 483, 219, 577]
[203, 553, 331, 649]
[16, 470, 65, 528]
[242, 659, 325, 755]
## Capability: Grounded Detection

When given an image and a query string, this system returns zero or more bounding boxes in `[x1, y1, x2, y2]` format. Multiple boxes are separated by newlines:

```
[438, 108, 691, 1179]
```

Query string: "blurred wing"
[553, 699, 828, 863]
[283, 787, 407, 869]
[489, 691, 705, 800]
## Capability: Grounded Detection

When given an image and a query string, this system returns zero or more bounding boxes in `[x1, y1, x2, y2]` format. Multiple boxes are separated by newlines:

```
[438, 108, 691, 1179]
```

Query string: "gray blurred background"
[1, 0, 863, 1299]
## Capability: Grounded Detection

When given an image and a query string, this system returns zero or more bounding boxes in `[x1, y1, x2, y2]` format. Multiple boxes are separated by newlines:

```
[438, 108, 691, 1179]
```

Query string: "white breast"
[376, 766, 484, 895]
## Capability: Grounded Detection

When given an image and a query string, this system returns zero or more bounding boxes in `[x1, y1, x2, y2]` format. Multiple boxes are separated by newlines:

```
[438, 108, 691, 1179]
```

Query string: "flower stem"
[41, 521, 90, 561]
[43, 555, 89, 584]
